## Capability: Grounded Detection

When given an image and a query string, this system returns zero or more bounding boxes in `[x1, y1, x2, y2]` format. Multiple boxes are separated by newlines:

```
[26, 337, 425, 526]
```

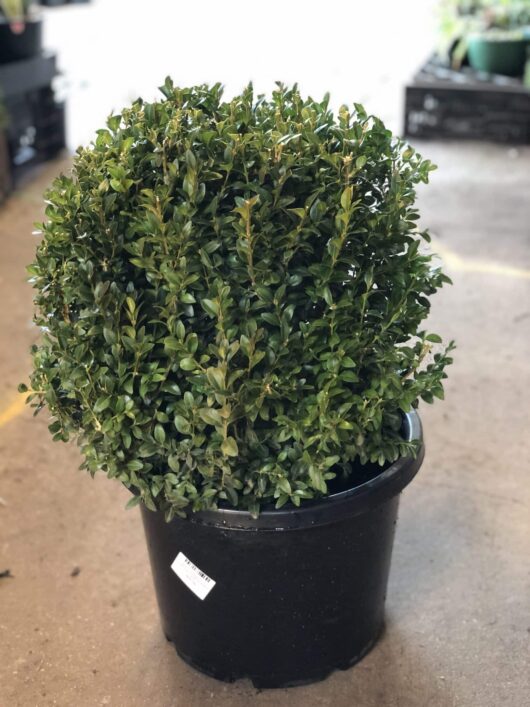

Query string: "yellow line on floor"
[432, 241, 530, 280]
[0, 394, 28, 429]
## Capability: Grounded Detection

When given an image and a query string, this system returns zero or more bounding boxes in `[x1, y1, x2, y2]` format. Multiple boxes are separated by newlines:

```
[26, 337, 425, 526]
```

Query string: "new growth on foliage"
[22, 80, 454, 518]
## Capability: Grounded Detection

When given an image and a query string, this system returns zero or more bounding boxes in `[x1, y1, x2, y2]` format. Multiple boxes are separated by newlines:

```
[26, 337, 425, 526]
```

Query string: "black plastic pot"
[140, 411, 423, 688]
[0, 19, 42, 64]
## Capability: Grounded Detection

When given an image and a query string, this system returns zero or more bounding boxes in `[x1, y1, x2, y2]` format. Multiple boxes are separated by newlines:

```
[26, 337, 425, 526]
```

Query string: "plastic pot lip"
[179, 409, 424, 532]
[0, 16, 42, 26]
[0, 18, 42, 37]
[467, 32, 526, 45]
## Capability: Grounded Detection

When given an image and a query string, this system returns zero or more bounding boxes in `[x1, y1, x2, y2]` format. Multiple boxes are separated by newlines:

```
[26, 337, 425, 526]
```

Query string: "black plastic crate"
[0, 132, 12, 203]
[404, 57, 530, 144]
[7, 93, 65, 175]
[0, 54, 66, 182]
[0, 52, 56, 97]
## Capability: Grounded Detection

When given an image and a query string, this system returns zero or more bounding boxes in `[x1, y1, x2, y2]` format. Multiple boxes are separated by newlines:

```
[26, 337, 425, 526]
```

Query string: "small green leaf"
[176, 320, 185, 341]
[261, 312, 279, 326]
[309, 466, 327, 492]
[240, 335, 251, 357]
[323, 455, 340, 468]
[126, 495, 141, 509]
[277, 478, 291, 495]
[275, 494, 289, 509]
[206, 367, 225, 391]
[338, 420, 354, 429]
[201, 298, 219, 317]
[94, 396, 112, 413]
[185, 149, 197, 169]
[341, 371, 359, 382]
[309, 198, 325, 222]
[221, 436, 238, 457]
[174, 415, 191, 434]
[340, 186, 352, 209]
[164, 337, 180, 352]
[198, 407, 223, 426]
[154, 423, 166, 444]
[168, 455, 180, 473]
[322, 286, 333, 306]
[179, 357, 197, 371]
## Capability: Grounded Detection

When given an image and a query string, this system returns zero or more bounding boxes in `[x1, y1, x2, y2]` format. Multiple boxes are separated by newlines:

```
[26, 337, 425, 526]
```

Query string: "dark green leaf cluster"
[23, 80, 454, 518]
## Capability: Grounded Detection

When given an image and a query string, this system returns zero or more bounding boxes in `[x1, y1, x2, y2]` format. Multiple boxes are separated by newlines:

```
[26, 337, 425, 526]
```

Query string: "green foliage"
[0, 0, 33, 21]
[441, 0, 530, 28]
[23, 81, 454, 518]
[438, 0, 530, 64]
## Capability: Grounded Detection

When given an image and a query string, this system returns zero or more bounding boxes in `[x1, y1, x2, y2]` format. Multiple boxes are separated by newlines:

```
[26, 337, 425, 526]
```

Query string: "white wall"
[42, 0, 439, 150]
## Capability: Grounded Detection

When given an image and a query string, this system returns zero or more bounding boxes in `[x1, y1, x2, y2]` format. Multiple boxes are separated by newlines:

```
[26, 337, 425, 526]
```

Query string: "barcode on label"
[171, 552, 216, 600]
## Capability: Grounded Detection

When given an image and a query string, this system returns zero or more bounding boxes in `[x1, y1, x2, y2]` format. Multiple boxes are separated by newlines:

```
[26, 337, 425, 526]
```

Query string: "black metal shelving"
[0, 52, 66, 188]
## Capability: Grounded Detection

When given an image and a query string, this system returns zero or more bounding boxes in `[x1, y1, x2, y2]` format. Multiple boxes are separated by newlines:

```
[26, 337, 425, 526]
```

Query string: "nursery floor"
[1, 142, 529, 707]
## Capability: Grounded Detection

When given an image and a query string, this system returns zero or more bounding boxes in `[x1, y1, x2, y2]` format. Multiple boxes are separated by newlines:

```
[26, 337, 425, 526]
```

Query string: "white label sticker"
[171, 552, 216, 600]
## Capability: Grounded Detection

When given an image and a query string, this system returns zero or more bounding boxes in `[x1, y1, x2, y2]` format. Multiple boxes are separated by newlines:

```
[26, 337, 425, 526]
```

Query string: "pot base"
[166, 622, 384, 688]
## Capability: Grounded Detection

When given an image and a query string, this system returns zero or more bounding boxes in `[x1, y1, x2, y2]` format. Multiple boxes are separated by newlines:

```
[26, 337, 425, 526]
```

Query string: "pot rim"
[467, 32, 527, 45]
[180, 409, 424, 531]
[0, 16, 42, 27]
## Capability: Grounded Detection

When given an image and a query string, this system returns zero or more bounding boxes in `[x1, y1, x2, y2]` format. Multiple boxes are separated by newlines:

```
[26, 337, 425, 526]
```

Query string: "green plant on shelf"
[438, 0, 530, 67]
[21, 81, 454, 519]
[0, 0, 34, 31]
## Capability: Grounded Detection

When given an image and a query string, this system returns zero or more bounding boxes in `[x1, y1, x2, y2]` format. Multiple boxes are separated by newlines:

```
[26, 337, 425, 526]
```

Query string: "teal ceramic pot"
[467, 35, 528, 77]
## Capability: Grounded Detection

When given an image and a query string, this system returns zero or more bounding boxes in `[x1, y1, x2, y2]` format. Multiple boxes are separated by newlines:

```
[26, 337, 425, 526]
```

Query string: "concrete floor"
[0, 141, 529, 706]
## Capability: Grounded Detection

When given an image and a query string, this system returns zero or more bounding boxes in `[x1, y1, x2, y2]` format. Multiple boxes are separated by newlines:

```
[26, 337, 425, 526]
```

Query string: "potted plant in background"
[466, 28, 528, 76]
[21, 81, 454, 688]
[439, 0, 530, 76]
[466, 1, 530, 77]
[0, 0, 42, 64]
